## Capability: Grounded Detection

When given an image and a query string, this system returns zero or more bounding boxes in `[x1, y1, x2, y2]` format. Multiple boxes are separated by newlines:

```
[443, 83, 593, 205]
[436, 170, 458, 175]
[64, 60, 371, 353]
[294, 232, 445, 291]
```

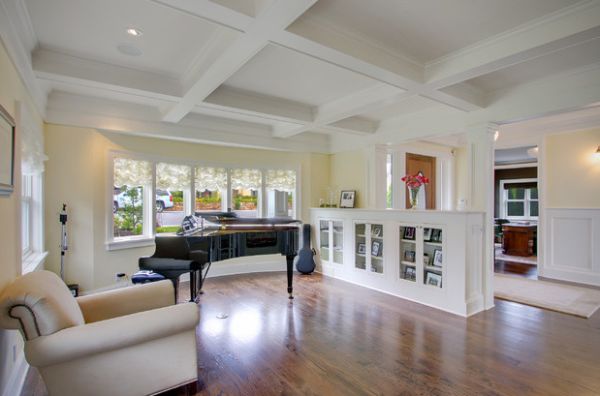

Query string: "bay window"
[108, 152, 298, 249]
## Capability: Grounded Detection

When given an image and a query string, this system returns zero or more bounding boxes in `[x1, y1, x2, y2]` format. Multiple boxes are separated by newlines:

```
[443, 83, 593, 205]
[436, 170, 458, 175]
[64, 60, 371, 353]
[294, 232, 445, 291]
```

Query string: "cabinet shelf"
[371, 256, 383, 260]
[424, 241, 442, 246]
[401, 239, 416, 243]
[425, 265, 442, 272]
[401, 261, 416, 266]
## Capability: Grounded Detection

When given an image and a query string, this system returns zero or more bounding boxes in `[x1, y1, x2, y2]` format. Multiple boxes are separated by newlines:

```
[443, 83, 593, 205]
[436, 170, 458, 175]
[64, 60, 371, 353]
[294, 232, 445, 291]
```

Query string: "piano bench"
[138, 258, 206, 303]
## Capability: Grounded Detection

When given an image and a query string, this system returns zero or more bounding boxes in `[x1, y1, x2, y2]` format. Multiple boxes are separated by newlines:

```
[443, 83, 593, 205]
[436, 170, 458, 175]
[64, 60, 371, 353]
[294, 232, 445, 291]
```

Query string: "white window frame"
[21, 173, 47, 273]
[106, 150, 300, 250]
[500, 178, 538, 220]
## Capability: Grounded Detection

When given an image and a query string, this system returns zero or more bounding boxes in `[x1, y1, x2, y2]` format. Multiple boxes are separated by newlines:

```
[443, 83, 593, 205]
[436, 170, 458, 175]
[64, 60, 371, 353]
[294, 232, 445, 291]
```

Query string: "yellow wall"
[0, 40, 43, 391]
[545, 128, 600, 208]
[44, 125, 330, 291]
[330, 149, 367, 208]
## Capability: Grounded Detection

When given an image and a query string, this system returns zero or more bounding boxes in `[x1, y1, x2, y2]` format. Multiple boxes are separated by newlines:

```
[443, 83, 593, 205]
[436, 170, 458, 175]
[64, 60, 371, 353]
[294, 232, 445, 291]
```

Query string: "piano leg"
[286, 254, 295, 299]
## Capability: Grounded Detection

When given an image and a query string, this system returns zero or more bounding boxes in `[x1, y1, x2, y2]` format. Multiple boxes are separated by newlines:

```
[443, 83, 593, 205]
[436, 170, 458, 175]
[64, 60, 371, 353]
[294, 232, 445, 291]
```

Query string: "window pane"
[113, 158, 151, 238]
[231, 169, 261, 218]
[508, 187, 525, 200]
[265, 169, 296, 217]
[530, 201, 539, 217]
[386, 154, 393, 208]
[156, 163, 191, 233]
[195, 167, 226, 213]
[507, 202, 525, 217]
[529, 188, 538, 199]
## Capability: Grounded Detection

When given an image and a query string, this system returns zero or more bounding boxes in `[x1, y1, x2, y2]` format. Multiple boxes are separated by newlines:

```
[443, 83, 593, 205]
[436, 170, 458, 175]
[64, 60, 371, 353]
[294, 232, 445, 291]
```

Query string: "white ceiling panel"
[360, 95, 447, 122]
[467, 38, 600, 93]
[223, 44, 380, 106]
[293, 0, 579, 63]
[24, 0, 223, 78]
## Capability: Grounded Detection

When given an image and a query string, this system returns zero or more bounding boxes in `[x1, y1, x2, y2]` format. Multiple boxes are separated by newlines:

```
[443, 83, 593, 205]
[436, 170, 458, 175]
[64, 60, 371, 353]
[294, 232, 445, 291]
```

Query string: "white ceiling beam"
[150, 0, 253, 31]
[326, 117, 378, 135]
[273, 85, 407, 138]
[425, 0, 600, 89]
[161, 0, 318, 123]
[32, 48, 182, 101]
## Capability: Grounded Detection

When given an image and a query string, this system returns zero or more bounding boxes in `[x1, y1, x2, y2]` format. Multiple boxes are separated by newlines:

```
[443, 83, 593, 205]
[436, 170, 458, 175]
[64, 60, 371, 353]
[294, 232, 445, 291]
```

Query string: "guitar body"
[295, 224, 316, 274]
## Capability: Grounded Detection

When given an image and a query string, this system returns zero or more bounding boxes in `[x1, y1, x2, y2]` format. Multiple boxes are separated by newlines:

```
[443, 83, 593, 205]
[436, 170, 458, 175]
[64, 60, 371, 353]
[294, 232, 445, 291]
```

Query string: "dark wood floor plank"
[21, 272, 600, 396]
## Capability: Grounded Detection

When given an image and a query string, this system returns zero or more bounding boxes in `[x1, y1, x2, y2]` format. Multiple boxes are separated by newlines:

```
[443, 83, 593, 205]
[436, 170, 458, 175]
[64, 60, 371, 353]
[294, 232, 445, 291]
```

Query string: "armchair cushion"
[76, 280, 174, 323]
[0, 271, 84, 340]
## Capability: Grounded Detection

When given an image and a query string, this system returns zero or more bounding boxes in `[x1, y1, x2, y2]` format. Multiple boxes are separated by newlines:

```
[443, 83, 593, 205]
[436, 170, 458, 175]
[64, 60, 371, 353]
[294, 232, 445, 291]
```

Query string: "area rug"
[495, 246, 537, 265]
[494, 274, 600, 318]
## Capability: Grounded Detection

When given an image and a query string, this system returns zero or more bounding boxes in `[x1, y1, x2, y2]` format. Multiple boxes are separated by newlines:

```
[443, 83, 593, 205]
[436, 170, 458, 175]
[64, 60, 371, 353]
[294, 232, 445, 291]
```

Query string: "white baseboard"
[2, 351, 29, 396]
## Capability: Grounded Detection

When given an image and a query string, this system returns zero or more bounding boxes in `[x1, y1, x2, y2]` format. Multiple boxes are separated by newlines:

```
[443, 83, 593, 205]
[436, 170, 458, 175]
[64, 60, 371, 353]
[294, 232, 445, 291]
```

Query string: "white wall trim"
[2, 350, 28, 396]
[542, 207, 600, 286]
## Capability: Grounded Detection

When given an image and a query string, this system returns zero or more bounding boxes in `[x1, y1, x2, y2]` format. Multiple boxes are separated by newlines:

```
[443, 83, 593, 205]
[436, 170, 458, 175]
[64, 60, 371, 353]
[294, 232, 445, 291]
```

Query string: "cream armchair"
[0, 270, 199, 396]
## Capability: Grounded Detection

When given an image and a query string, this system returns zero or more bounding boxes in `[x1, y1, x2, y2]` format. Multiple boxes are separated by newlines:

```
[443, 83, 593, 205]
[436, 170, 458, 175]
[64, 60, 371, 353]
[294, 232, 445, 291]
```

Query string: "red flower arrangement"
[401, 173, 429, 188]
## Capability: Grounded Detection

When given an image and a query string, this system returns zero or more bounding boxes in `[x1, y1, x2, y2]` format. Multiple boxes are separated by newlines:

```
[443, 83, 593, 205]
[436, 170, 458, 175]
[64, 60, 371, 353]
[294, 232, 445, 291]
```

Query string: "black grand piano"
[140, 213, 300, 301]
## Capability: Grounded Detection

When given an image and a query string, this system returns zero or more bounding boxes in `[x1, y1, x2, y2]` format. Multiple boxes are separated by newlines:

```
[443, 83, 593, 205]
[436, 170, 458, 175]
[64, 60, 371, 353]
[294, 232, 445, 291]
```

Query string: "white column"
[467, 122, 497, 310]
[366, 145, 388, 209]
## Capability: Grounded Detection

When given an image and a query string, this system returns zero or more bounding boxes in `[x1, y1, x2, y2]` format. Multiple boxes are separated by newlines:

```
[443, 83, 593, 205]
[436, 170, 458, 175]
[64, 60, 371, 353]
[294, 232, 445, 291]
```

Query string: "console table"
[502, 223, 537, 257]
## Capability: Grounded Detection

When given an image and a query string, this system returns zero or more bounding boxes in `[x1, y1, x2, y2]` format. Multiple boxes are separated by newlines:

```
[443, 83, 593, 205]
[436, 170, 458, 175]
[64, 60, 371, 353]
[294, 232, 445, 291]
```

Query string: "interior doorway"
[405, 153, 436, 209]
[493, 146, 539, 280]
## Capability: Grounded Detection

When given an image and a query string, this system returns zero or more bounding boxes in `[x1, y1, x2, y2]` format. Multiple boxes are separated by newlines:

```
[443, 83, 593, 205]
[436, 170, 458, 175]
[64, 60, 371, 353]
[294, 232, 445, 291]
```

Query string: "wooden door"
[405, 153, 436, 209]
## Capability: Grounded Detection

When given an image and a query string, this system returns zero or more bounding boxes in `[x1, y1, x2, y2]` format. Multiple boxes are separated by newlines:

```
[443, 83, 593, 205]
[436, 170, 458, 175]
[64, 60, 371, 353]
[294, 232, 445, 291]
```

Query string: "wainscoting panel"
[543, 208, 600, 286]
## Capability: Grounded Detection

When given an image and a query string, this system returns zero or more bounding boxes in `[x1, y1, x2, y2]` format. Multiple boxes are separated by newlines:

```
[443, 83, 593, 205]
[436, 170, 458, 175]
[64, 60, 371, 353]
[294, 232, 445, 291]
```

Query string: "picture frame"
[403, 250, 415, 262]
[402, 226, 416, 240]
[339, 190, 356, 208]
[357, 243, 366, 255]
[0, 104, 16, 196]
[431, 229, 442, 242]
[404, 266, 416, 281]
[371, 225, 382, 238]
[423, 253, 430, 266]
[423, 228, 432, 241]
[433, 249, 443, 267]
[371, 241, 381, 256]
[426, 272, 442, 288]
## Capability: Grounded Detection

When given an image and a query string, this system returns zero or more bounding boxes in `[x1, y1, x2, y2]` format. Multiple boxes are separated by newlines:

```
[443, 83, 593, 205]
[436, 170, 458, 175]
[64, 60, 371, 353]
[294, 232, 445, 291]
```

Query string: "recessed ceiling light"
[117, 44, 142, 56]
[126, 27, 143, 37]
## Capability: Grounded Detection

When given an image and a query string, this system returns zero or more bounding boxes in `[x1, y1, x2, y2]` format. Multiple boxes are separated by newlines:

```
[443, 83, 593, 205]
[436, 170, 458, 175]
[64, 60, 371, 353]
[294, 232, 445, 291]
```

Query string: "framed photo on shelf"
[433, 249, 443, 267]
[431, 229, 442, 242]
[357, 243, 366, 254]
[426, 272, 442, 288]
[423, 253, 430, 266]
[371, 241, 381, 256]
[423, 228, 432, 241]
[403, 227, 416, 240]
[403, 250, 415, 262]
[404, 266, 416, 281]
[0, 104, 16, 196]
[404, 268, 415, 281]
[339, 190, 356, 208]
[371, 225, 382, 238]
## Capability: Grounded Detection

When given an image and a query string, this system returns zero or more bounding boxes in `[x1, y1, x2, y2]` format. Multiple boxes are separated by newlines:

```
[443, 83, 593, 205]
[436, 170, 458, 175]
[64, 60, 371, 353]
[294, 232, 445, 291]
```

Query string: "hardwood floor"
[494, 260, 538, 279]
[22, 272, 600, 396]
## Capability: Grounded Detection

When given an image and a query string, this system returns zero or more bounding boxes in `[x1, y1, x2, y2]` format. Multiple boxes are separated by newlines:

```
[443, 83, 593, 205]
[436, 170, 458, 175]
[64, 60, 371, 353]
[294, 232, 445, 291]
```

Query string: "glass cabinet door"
[319, 220, 329, 262]
[423, 227, 443, 288]
[332, 221, 344, 264]
[355, 223, 366, 270]
[370, 224, 384, 273]
[399, 225, 417, 282]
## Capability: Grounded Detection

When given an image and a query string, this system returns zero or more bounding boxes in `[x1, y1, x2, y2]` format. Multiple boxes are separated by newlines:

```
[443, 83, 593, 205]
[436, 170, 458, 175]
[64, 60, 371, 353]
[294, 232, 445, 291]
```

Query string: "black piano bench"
[139, 238, 209, 302]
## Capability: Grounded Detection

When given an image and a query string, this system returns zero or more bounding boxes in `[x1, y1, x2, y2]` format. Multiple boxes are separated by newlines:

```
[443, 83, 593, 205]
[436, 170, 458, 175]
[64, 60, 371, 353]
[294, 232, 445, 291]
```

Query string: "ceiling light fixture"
[594, 145, 600, 160]
[126, 27, 143, 37]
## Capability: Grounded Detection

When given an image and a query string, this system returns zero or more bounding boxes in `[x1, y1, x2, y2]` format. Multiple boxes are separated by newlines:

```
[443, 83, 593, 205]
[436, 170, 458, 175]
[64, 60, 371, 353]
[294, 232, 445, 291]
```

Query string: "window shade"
[156, 163, 191, 190]
[265, 169, 296, 192]
[113, 158, 151, 186]
[195, 167, 227, 191]
[503, 182, 537, 189]
[230, 169, 261, 190]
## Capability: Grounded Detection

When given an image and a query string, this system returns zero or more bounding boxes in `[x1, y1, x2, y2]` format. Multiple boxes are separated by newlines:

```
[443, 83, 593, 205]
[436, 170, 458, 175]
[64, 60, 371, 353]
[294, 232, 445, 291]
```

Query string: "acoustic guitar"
[295, 224, 316, 274]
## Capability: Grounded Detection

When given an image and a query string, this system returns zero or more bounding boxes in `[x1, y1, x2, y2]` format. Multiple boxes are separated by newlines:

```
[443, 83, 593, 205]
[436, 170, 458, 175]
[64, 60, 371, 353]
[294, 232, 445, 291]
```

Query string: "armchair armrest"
[25, 302, 198, 368]
[76, 280, 174, 323]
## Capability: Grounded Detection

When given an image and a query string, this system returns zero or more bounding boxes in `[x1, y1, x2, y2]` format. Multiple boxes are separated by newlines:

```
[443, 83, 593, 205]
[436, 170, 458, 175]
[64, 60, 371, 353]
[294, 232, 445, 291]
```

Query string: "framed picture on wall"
[340, 190, 356, 208]
[0, 104, 15, 195]
[403, 227, 416, 240]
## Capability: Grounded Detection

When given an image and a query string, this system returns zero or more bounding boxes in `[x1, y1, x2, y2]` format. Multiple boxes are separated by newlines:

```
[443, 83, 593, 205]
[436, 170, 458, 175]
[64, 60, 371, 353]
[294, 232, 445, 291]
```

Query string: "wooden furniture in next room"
[502, 223, 537, 257]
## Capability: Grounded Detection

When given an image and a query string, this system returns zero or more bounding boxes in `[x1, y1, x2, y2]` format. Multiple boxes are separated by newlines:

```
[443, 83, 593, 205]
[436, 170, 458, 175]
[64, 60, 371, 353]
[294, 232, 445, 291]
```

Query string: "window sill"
[106, 237, 155, 251]
[22, 251, 48, 274]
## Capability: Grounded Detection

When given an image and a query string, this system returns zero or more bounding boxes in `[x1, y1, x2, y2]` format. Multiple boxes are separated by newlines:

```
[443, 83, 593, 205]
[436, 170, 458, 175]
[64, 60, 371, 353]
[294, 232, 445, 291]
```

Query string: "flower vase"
[408, 186, 420, 209]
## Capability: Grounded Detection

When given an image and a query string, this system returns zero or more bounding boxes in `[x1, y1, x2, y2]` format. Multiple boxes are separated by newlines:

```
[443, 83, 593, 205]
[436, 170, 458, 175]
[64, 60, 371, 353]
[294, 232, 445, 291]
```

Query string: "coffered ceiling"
[1, 0, 599, 152]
